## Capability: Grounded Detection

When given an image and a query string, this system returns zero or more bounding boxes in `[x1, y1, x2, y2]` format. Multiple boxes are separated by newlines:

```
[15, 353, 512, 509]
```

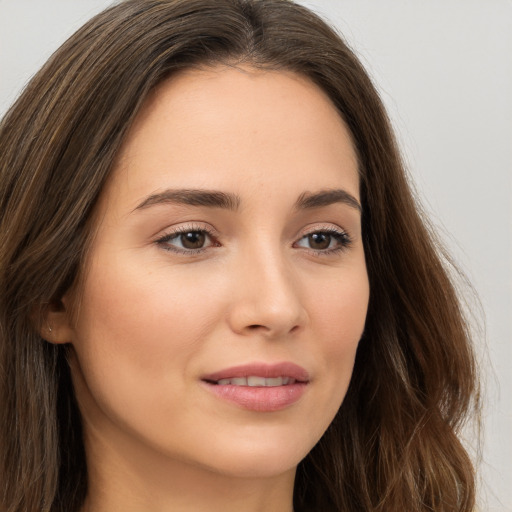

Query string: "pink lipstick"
[201, 362, 309, 412]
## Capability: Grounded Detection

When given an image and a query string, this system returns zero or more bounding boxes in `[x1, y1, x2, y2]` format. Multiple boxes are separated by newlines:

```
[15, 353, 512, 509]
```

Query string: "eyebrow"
[133, 187, 361, 214]
[134, 189, 241, 211]
[295, 189, 362, 213]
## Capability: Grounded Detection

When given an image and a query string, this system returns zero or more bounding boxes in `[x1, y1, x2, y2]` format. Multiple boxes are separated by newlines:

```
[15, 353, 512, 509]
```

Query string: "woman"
[0, 0, 479, 511]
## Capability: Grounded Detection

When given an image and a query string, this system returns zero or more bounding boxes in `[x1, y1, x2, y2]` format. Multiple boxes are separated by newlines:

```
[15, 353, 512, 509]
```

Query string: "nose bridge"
[228, 239, 307, 337]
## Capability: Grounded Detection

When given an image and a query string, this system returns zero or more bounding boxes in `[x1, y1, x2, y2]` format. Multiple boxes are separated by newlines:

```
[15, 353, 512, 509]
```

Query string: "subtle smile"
[214, 376, 297, 386]
[201, 362, 309, 412]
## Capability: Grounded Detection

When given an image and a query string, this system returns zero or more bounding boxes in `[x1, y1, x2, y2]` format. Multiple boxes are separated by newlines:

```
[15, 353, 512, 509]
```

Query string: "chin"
[177, 427, 317, 479]
[202, 452, 303, 480]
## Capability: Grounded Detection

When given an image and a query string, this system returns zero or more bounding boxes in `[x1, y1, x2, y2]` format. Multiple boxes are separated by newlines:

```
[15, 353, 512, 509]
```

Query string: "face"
[62, 66, 369, 480]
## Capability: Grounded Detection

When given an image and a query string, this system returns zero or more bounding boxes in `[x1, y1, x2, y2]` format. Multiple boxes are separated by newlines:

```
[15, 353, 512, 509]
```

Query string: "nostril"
[247, 324, 266, 330]
[245, 323, 301, 336]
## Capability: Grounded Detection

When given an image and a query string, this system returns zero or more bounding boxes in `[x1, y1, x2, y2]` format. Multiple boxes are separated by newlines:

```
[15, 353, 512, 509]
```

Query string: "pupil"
[309, 233, 331, 250]
[181, 231, 205, 249]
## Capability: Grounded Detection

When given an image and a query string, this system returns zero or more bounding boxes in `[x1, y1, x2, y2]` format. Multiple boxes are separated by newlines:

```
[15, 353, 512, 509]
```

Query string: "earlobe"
[38, 296, 75, 345]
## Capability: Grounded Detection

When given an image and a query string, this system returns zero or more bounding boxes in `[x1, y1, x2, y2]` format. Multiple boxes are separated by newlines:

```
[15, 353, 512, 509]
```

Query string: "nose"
[226, 246, 308, 339]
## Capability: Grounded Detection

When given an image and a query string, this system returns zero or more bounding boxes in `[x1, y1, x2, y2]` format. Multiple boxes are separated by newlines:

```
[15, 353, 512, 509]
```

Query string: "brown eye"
[181, 231, 206, 249]
[294, 229, 351, 254]
[157, 228, 215, 253]
[308, 233, 331, 250]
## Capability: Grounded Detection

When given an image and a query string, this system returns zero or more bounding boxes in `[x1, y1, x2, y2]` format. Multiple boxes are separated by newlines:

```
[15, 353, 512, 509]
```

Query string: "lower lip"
[202, 382, 307, 412]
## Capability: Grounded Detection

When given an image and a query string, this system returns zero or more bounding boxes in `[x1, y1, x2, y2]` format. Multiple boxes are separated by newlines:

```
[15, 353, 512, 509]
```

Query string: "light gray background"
[1, 1, 510, 510]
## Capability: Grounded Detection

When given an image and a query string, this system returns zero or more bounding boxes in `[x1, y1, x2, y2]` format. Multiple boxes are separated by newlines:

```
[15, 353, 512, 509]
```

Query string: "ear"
[38, 295, 75, 345]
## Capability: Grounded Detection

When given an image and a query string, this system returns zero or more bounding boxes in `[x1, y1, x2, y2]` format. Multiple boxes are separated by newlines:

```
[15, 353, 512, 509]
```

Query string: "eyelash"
[155, 225, 352, 256]
[295, 227, 352, 256]
[156, 224, 219, 255]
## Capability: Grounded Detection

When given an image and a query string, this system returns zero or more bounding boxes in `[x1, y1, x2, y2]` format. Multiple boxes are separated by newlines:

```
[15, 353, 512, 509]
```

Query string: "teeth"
[215, 376, 296, 387]
[247, 376, 266, 386]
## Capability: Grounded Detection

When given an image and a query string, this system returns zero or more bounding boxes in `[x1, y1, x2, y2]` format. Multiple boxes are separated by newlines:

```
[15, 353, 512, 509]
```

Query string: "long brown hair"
[0, 1, 479, 510]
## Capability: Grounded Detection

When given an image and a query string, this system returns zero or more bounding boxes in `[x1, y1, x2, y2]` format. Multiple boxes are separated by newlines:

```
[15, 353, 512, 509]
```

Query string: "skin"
[48, 66, 369, 512]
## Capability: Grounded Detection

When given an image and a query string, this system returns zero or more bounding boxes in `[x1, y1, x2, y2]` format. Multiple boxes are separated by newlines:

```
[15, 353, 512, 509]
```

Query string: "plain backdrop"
[1, 1, 511, 510]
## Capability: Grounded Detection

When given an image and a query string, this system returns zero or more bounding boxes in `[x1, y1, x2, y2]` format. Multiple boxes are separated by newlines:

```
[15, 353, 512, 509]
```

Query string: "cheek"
[75, 256, 217, 353]
[310, 273, 369, 403]
[68, 259, 230, 453]
[69, 255, 224, 413]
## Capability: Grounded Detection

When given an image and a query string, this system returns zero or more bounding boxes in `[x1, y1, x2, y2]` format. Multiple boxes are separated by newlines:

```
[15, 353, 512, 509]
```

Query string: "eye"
[156, 227, 217, 254]
[294, 229, 351, 254]
[178, 231, 208, 250]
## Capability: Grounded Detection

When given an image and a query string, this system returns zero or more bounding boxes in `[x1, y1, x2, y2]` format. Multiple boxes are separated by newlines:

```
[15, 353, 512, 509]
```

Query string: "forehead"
[106, 65, 360, 211]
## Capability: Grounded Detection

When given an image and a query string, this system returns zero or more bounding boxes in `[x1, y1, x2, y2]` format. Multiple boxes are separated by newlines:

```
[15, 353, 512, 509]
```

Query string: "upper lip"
[202, 362, 310, 383]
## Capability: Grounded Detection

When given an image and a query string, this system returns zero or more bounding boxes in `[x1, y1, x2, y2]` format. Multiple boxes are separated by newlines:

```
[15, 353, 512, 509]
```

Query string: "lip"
[201, 362, 309, 412]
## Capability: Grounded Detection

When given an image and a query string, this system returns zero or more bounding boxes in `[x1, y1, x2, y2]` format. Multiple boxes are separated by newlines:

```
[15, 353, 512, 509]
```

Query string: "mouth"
[209, 376, 299, 387]
[201, 362, 309, 412]
[202, 361, 309, 383]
